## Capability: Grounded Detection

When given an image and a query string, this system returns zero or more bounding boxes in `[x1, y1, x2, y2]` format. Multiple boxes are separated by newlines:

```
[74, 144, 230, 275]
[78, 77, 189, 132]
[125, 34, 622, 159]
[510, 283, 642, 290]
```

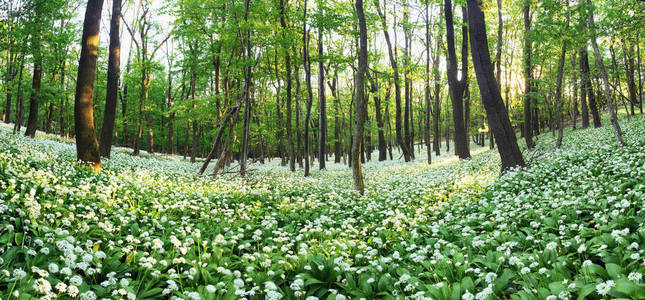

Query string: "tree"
[522, 0, 534, 148]
[374, 0, 410, 162]
[74, 0, 104, 170]
[353, 0, 367, 194]
[24, 4, 43, 138]
[444, 0, 470, 160]
[318, 2, 326, 170]
[587, 0, 623, 146]
[467, 0, 525, 171]
[99, 0, 121, 158]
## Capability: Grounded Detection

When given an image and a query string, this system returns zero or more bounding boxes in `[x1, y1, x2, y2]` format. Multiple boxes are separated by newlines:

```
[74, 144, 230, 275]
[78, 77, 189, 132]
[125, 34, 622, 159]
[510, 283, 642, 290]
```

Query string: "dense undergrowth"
[0, 116, 644, 300]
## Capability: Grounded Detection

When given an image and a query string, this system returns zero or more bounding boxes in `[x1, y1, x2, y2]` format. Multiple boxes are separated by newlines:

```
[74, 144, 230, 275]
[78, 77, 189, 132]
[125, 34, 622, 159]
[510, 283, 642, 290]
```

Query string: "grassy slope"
[0, 115, 643, 299]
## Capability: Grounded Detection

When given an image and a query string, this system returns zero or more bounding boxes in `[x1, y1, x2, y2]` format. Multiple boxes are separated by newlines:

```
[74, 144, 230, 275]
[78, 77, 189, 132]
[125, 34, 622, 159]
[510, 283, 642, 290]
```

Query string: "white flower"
[33, 278, 52, 294]
[462, 291, 474, 300]
[70, 275, 83, 286]
[595, 280, 615, 296]
[545, 242, 558, 251]
[79, 290, 97, 300]
[206, 284, 216, 293]
[234, 278, 245, 289]
[48, 263, 59, 274]
[628, 272, 642, 282]
[577, 244, 586, 253]
[485, 272, 497, 283]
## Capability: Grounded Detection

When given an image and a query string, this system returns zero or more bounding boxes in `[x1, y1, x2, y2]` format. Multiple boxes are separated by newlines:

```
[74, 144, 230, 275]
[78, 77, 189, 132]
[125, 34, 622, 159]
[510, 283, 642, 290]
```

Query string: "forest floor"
[0, 114, 644, 300]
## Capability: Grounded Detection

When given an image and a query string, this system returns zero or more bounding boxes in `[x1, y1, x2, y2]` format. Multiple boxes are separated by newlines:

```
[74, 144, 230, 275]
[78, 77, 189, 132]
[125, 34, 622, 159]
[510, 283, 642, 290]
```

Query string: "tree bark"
[374, 0, 410, 161]
[580, 48, 601, 128]
[587, 4, 623, 146]
[99, 0, 121, 158]
[279, 0, 296, 172]
[444, 1, 470, 159]
[353, 0, 367, 195]
[522, 0, 534, 148]
[25, 34, 42, 138]
[555, 37, 567, 148]
[467, 0, 525, 171]
[303, 0, 314, 176]
[318, 22, 326, 170]
[74, 0, 104, 170]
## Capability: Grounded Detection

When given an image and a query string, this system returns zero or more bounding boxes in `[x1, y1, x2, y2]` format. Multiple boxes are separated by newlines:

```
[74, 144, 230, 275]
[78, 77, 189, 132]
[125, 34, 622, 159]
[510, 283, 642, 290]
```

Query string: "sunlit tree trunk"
[74, 0, 104, 170]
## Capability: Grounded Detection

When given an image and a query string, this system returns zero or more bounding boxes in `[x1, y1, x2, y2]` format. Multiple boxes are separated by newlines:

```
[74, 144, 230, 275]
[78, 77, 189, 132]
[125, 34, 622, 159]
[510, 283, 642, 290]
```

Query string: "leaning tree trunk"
[467, 0, 525, 171]
[74, 0, 104, 171]
[99, 0, 121, 158]
[587, 5, 623, 146]
[353, 0, 368, 195]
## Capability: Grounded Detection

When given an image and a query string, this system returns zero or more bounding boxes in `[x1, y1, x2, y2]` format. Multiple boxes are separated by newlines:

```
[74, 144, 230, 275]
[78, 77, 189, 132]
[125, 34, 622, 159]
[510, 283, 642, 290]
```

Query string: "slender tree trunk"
[240, 0, 252, 176]
[522, 0, 534, 148]
[403, 3, 413, 160]
[555, 37, 567, 148]
[374, 0, 410, 161]
[444, 0, 470, 159]
[99, 0, 121, 158]
[74, 0, 104, 170]
[571, 52, 578, 129]
[467, 0, 524, 171]
[624, 41, 637, 116]
[318, 20, 326, 170]
[13, 59, 25, 134]
[578, 48, 590, 128]
[580, 49, 601, 128]
[587, 5, 623, 146]
[25, 37, 42, 138]
[279, 0, 295, 171]
[303, 0, 314, 176]
[433, 36, 441, 157]
[353, 0, 367, 195]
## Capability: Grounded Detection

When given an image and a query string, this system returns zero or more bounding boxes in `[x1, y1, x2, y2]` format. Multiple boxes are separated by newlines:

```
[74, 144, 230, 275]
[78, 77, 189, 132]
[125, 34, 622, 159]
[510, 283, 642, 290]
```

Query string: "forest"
[0, 0, 644, 299]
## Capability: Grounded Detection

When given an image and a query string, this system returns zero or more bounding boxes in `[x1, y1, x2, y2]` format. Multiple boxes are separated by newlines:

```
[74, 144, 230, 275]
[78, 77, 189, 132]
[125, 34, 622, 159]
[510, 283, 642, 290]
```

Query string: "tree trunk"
[522, 0, 534, 148]
[587, 5, 623, 146]
[303, 0, 314, 176]
[580, 49, 601, 128]
[444, 1, 470, 159]
[25, 42, 42, 138]
[74, 0, 104, 170]
[318, 21, 326, 170]
[373, 0, 410, 161]
[13, 59, 25, 134]
[353, 0, 367, 195]
[467, 0, 525, 171]
[555, 36, 567, 148]
[279, 0, 296, 171]
[240, 0, 252, 176]
[99, 0, 121, 158]
[432, 35, 442, 157]
[571, 52, 578, 130]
